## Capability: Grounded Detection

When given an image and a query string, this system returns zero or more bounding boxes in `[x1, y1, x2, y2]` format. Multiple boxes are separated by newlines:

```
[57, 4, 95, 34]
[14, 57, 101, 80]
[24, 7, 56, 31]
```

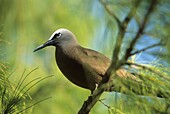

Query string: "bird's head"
[34, 28, 78, 52]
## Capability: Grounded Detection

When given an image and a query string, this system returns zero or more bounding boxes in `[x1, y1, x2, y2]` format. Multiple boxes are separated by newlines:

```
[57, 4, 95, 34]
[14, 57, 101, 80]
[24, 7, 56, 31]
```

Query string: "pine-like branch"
[78, 0, 158, 113]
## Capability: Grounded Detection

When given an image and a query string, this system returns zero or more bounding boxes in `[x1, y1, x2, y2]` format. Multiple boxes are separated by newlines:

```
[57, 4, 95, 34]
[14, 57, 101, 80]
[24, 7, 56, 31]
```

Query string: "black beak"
[34, 40, 54, 52]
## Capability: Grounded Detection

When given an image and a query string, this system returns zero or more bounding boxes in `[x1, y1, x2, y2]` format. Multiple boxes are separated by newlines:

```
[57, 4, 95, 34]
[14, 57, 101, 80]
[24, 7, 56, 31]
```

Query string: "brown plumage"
[34, 28, 136, 93]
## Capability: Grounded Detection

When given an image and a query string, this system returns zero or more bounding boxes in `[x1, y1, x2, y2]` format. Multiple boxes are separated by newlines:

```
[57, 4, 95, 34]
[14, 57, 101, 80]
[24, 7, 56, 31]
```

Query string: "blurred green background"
[1, 0, 170, 114]
[0, 0, 111, 114]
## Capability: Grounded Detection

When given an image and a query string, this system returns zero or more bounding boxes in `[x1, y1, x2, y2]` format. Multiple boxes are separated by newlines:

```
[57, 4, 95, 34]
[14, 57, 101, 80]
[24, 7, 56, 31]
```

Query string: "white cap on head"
[34, 28, 79, 52]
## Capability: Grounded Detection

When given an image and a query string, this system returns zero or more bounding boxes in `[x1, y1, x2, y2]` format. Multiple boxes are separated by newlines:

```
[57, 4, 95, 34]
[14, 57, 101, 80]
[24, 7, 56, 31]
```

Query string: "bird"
[34, 28, 136, 93]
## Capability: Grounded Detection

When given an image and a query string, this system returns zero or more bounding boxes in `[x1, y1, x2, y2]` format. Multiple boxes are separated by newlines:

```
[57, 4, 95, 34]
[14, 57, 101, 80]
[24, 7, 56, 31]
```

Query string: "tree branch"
[123, 0, 157, 61]
[99, 0, 142, 67]
[78, 82, 107, 114]
[78, 0, 158, 114]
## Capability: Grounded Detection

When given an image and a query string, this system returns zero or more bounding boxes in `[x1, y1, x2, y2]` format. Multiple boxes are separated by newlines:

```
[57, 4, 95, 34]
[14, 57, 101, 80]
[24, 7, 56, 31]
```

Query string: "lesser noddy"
[34, 28, 135, 93]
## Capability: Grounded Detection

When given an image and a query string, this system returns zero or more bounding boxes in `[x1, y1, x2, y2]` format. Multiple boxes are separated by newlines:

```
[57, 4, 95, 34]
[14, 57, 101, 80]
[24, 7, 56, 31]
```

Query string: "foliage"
[79, 0, 170, 113]
[0, 66, 52, 114]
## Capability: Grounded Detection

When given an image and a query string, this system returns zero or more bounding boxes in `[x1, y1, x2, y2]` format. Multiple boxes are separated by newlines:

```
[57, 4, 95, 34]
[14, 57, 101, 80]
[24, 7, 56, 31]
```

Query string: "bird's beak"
[33, 39, 54, 52]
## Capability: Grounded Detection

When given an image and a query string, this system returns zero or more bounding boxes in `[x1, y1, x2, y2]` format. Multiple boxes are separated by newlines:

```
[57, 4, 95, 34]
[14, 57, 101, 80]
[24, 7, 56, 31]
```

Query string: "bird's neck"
[56, 44, 80, 57]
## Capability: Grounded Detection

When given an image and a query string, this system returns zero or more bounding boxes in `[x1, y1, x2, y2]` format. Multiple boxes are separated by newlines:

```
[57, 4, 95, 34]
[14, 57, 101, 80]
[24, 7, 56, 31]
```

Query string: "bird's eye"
[54, 32, 62, 38]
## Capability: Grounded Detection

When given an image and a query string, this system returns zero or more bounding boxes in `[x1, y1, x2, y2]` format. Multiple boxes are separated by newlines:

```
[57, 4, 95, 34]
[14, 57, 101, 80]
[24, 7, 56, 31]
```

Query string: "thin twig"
[21, 75, 54, 98]
[130, 42, 165, 56]
[15, 68, 39, 100]
[11, 69, 26, 105]
[122, 0, 141, 29]
[126, 61, 170, 81]
[99, 0, 121, 28]
[99, 99, 113, 111]
[16, 97, 52, 114]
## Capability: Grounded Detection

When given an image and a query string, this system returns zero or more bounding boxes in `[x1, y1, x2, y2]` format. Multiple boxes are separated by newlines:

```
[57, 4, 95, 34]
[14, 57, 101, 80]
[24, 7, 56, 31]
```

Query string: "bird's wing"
[77, 47, 139, 82]
[78, 47, 111, 77]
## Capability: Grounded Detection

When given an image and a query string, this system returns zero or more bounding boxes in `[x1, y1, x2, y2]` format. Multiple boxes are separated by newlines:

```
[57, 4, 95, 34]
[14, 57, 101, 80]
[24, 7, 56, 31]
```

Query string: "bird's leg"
[90, 84, 98, 95]
[95, 84, 98, 91]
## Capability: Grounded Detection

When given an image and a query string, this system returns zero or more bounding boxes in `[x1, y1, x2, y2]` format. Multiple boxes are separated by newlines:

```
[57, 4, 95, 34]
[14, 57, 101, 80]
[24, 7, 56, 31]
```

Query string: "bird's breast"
[55, 48, 96, 91]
